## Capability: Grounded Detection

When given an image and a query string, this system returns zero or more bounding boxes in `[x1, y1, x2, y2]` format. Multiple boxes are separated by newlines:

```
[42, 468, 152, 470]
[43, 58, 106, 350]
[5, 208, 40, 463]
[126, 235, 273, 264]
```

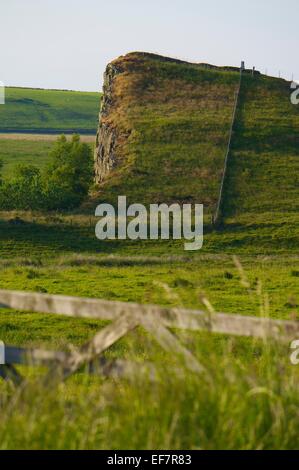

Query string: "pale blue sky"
[1, 0, 298, 91]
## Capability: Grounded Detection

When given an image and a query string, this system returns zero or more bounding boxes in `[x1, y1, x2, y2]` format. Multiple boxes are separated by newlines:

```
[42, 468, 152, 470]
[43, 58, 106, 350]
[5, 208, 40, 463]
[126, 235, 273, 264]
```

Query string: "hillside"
[0, 87, 100, 134]
[94, 52, 299, 240]
[223, 74, 299, 221]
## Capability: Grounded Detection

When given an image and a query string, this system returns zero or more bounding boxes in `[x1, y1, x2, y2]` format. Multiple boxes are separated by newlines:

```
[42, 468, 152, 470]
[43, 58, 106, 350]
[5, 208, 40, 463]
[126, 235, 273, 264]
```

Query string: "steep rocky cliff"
[94, 52, 241, 211]
[94, 53, 242, 188]
[94, 63, 122, 182]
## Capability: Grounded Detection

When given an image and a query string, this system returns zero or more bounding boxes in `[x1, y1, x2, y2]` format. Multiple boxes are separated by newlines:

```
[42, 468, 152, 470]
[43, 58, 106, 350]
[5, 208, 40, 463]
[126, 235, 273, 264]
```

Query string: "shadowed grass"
[222, 74, 299, 227]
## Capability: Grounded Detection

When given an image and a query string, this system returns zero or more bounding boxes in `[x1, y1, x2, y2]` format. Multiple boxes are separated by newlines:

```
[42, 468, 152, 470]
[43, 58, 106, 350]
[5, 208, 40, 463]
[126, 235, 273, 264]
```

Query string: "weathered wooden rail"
[0, 289, 298, 385]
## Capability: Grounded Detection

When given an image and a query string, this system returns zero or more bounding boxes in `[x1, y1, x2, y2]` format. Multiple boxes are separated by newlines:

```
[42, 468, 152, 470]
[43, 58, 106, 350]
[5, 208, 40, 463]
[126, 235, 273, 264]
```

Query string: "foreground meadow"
[1, 337, 299, 450]
[0, 208, 298, 449]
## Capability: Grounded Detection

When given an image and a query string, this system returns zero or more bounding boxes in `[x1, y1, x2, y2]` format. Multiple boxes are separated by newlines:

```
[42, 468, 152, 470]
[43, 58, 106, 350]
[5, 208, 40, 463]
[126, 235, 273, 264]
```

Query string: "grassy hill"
[93, 52, 299, 251]
[0, 87, 100, 133]
[0, 86, 98, 177]
[95, 52, 240, 212]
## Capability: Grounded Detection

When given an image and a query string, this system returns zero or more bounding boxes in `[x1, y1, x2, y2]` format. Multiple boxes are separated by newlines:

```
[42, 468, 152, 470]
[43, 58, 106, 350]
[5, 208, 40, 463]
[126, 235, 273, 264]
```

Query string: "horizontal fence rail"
[0, 289, 298, 385]
[0, 289, 298, 341]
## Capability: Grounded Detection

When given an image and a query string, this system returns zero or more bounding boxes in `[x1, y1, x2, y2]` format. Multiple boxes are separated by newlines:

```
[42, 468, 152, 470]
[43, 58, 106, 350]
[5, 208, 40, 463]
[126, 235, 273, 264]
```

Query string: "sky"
[0, 0, 298, 91]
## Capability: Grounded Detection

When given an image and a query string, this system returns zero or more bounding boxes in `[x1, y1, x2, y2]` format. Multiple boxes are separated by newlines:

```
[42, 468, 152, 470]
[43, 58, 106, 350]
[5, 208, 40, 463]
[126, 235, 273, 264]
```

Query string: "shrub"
[0, 165, 44, 210]
[0, 135, 93, 211]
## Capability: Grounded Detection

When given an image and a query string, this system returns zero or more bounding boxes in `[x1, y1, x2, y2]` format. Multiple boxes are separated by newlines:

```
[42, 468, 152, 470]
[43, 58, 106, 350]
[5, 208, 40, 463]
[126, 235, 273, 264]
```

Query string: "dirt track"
[0, 133, 96, 143]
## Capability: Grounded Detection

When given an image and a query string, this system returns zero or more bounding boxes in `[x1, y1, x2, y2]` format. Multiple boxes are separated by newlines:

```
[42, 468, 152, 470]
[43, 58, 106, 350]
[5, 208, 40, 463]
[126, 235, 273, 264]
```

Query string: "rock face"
[94, 63, 122, 183]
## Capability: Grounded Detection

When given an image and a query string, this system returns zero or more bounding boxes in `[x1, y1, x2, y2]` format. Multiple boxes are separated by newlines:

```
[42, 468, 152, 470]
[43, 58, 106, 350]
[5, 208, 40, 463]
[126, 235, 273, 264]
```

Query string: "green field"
[0, 87, 100, 133]
[0, 139, 53, 176]
[0, 54, 299, 450]
[0, 138, 95, 177]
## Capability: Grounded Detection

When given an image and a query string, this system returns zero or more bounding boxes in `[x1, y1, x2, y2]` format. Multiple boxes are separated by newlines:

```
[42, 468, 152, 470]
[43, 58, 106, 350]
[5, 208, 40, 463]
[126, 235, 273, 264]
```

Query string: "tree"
[43, 135, 93, 210]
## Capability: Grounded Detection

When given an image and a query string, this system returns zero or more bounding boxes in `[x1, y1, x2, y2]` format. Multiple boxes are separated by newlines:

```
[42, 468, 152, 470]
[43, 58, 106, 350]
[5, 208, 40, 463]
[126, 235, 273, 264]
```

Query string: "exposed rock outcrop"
[94, 63, 123, 183]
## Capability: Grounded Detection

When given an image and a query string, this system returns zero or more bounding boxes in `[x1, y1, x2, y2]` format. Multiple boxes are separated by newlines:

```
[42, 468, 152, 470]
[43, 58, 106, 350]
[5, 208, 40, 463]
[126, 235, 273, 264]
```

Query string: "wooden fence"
[0, 289, 298, 385]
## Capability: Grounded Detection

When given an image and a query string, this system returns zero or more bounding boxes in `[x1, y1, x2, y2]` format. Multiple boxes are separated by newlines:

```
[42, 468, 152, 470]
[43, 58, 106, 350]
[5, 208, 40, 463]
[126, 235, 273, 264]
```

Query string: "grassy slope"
[222, 74, 299, 244]
[0, 87, 100, 133]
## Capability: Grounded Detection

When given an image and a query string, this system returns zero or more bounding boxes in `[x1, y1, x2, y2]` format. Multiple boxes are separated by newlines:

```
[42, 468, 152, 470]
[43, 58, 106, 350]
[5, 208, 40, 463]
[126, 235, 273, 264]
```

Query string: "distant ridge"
[0, 87, 100, 134]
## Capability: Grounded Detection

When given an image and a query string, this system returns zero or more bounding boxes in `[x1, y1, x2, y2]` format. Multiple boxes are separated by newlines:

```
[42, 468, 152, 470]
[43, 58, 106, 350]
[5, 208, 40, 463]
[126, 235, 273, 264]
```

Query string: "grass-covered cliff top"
[96, 52, 241, 212]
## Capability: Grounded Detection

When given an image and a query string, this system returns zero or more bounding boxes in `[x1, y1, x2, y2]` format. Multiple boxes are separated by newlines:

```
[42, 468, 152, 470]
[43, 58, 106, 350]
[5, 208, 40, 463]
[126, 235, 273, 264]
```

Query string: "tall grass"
[0, 268, 298, 450]
[0, 337, 298, 450]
